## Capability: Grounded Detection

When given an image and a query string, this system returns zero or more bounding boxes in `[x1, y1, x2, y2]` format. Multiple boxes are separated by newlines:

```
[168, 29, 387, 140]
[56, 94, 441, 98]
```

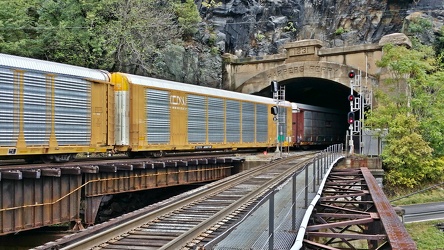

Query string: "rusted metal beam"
[0, 157, 237, 235]
[307, 217, 375, 231]
[315, 212, 379, 219]
[304, 167, 417, 250]
[361, 167, 417, 250]
[1, 170, 22, 180]
[307, 232, 387, 240]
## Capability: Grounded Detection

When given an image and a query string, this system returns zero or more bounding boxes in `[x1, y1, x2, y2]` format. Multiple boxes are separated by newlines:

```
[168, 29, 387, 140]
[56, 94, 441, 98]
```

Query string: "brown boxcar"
[292, 103, 345, 149]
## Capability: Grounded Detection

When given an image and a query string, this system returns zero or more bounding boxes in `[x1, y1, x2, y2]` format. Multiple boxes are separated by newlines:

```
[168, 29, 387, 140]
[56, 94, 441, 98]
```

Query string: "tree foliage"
[105, 0, 182, 75]
[434, 26, 444, 62]
[173, 0, 201, 40]
[367, 43, 444, 191]
[0, 0, 205, 78]
[0, 0, 42, 57]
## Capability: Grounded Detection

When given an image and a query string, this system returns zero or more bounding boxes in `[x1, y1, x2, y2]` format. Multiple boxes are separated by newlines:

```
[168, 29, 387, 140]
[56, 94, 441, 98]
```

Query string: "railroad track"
[36, 152, 317, 250]
[0, 150, 254, 171]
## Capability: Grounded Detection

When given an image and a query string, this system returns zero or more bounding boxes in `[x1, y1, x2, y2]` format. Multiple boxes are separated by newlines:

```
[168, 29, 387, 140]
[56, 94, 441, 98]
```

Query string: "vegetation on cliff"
[0, 0, 206, 83]
[366, 18, 444, 192]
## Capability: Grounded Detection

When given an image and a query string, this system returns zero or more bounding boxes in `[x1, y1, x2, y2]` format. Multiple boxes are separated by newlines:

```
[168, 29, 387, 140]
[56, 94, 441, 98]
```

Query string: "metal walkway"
[207, 146, 417, 250]
[298, 167, 417, 250]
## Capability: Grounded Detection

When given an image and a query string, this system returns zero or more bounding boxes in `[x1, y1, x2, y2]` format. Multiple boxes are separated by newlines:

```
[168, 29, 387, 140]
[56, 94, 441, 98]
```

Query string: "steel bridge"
[296, 167, 416, 250]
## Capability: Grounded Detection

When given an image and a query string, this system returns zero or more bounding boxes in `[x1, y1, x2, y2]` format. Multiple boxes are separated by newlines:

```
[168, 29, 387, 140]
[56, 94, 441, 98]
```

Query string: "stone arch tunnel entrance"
[222, 34, 412, 152]
[253, 76, 355, 145]
[254, 77, 352, 112]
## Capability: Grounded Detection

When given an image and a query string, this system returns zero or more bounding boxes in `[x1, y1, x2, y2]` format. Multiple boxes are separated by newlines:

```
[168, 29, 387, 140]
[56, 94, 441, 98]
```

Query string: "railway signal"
[348, 94, 354, 102]
[348, 70, 355, 78]
[271, 80, 279, 93]
[347, 112, 355, 124]
[271, 106, 278, 115]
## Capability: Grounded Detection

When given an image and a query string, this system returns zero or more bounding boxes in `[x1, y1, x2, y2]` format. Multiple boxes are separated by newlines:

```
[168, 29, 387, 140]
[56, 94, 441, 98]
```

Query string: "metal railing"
[210, 144, 345, 250]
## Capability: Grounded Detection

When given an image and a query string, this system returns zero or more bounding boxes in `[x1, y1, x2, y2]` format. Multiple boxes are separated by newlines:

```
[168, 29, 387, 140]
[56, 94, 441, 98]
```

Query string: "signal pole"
[271, 81, 285, 158]
[348, 70, 372, 155]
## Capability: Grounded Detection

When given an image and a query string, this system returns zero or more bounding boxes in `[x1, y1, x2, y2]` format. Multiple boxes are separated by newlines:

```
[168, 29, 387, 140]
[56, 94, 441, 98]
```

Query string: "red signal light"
[348, 95, 354, 102]
[348, 71, 355, 78]
[347, 112, 355, 124]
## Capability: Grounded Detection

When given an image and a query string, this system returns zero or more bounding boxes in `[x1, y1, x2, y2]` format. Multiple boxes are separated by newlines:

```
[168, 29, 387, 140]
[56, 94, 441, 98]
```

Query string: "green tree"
[0, 0, 42, 57]
[105, 0, 182, 75]
[0, 0, 191, 76]
[0, 0, 117, 69]
[35, 0, 116, 68]
[173, 0, 201, 40]
[434, 26, 444, 62]
[367, 43, 444, 191]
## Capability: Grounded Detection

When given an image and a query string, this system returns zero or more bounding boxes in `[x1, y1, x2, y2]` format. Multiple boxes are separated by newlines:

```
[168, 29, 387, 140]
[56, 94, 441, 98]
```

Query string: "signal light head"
[347, 112, 355, 124]
[270, 80, 279, 93]
[348, 95, 354, 102]
[271, 106, 278, 115]
[348, 71, 355, 78]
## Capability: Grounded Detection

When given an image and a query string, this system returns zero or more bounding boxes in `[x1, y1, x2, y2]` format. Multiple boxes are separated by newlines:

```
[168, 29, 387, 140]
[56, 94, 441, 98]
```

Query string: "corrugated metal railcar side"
[111, 72, 292, 156]
[292, 103, 345, 149]
[0, 53, 114, 162]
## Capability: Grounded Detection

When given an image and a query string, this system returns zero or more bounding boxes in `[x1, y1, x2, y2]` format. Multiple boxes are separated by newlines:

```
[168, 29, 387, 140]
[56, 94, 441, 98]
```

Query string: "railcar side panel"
[187, 94, 207, 144]
[226, 100, 241, 143]
[208, 97, 224, 143]
[292, 104, 344, 148]
[111, 72, 293, 154]
[112, 73, 130, 147]
[0, 58, 111, 160]
[90, 80, 114, 149]
[169, 90, 187, 146]
[256, 104, 268, 143]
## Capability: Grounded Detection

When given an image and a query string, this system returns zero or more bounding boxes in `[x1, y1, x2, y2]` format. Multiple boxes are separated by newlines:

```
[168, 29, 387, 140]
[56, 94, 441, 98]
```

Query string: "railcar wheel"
[127, 152, 138, 158]
[40, 154, 76, 163]
[152, 151, 163, 158]
[40, 155, 52, 163]
[25, 157, 39, 164]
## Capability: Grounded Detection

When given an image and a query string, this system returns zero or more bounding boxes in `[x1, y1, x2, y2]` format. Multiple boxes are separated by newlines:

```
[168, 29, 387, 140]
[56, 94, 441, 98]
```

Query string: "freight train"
[292, 103, 345, 149]
[0, 53, 296, 163]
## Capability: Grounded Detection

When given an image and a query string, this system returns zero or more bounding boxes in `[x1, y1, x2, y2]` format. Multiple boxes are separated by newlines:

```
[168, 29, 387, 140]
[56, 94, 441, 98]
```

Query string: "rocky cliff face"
[196, 0, 444, 57]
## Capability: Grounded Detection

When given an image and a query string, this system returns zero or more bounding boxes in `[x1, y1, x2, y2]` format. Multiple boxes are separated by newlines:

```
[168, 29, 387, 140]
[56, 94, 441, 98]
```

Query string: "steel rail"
[50, 152, 316, 250]
[160, 155, 315, 249]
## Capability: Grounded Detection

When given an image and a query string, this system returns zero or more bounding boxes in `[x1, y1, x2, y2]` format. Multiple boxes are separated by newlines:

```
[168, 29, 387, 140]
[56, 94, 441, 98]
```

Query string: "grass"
[405, 220, 444, 250]
[389, 186, 444, 206]
[387, 184, 444, 249]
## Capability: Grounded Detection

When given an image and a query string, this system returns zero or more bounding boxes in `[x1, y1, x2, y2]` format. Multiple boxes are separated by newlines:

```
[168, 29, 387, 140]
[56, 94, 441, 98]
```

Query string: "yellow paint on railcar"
[169, 90, 188, 146]
[129, 82, 146, 148]
[91, 79, 115, 149]
[109, 72, 293, 155]
[0, 69, 113, 160]
[14, 70, 26, 150]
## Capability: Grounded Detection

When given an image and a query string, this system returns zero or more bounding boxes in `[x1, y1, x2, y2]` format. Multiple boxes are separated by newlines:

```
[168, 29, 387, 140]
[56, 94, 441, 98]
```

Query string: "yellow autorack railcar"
[110, 72, 292, 157]
[0, 53, 114, 162]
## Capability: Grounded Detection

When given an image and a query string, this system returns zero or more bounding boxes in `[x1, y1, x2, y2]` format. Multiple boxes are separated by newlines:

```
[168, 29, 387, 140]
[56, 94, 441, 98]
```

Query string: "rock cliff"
[196, 0, 444, 57]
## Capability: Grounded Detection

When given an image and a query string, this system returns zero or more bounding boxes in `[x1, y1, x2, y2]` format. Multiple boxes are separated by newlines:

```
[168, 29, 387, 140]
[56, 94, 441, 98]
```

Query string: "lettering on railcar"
[170, 95, 188, 110]
[195, 145, 212, 149]
[8, 148, 17, 155]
